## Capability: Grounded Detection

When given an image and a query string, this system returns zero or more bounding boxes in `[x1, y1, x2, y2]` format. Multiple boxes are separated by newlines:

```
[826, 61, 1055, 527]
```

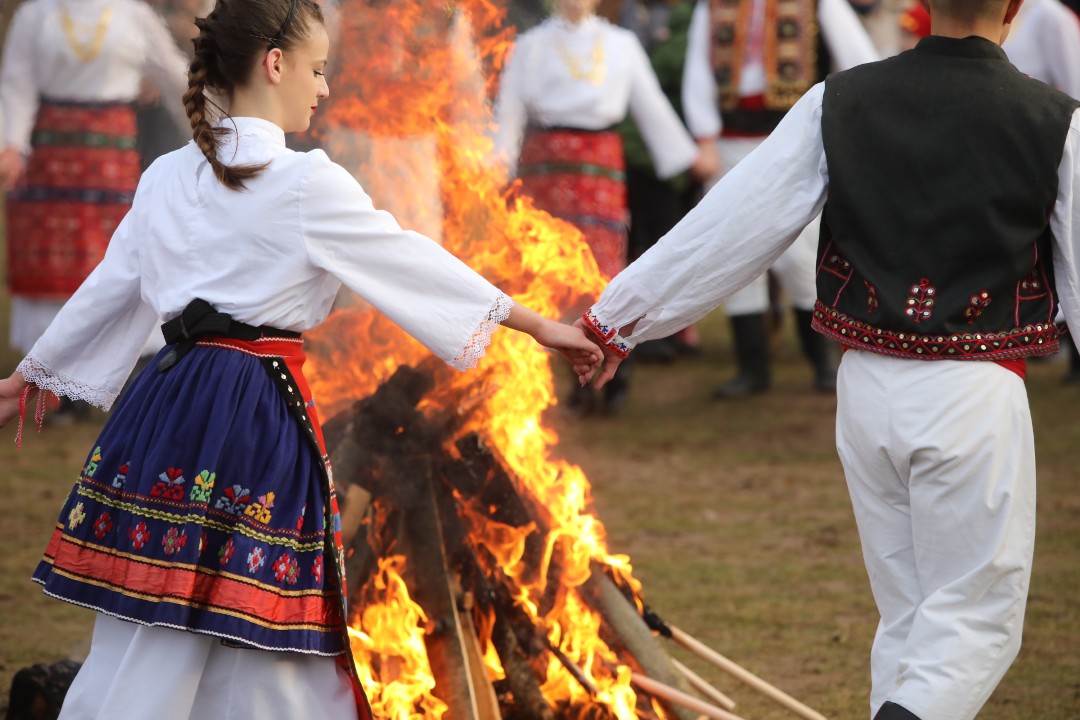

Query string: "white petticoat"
[59, 614, 359, 720]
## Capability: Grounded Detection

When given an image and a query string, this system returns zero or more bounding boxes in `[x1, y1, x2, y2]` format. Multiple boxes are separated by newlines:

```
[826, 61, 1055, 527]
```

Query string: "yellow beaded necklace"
[557, 30, 606, 86]
[61, 6, 113, 63]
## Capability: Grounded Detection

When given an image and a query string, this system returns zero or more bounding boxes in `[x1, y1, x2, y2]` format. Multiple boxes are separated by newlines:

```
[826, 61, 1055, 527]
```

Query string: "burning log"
[580, 568, 701, 720]
[323, 364, 828, 720]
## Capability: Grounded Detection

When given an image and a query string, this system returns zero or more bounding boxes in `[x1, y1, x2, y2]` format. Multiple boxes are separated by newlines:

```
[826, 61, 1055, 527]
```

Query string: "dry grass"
[0, 303, 1077, 718]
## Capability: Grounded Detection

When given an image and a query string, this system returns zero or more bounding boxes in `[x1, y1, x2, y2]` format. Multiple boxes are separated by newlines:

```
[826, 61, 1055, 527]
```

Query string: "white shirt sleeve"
[0, 2, 43, 154]
[681, 1, 722, 139]
[625, 37, 699, 178]
[1042, 7, 1080, 99]
[590, 83, 829, 344]
[299, 152, 513, 370]
[1051, 109, 1080, 337]
[492, 38, 529, 176]
[17, 204, 160, 410]
[135, 2, 192, 132]
[818, 0, 880, 71]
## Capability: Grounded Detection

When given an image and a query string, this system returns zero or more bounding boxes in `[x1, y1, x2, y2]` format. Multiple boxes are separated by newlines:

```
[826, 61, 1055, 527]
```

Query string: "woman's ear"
[261, 48, 285, 85]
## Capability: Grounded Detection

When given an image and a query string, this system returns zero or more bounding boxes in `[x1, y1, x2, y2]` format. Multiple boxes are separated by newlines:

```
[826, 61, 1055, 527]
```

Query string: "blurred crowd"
[0, 0, 1077, 420]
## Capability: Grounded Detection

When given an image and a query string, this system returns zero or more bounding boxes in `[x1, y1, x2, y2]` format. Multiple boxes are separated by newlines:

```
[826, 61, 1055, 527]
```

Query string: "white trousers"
[836, 352, 1036, 720]
[711, 136, 820, 316]
[59, 614, 359, 720]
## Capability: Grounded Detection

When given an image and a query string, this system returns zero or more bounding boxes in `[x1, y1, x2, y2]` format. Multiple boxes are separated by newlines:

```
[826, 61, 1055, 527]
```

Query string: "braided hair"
[182, 0, 324, 190]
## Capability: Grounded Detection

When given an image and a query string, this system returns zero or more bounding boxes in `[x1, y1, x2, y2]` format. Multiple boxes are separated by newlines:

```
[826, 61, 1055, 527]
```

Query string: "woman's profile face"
[278, 22, 331, 133]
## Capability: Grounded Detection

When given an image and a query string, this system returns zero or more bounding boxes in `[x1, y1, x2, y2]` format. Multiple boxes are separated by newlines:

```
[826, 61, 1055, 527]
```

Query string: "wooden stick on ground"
[666, 625, 828, 720]
[671, 657, 737, 711]
[630, 673, 747, 720]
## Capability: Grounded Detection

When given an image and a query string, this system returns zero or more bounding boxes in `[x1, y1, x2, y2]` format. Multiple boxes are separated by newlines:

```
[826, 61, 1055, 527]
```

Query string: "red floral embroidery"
[247, 547, 266, 573]
[219, 538, 235, 566]
[864, 281, 879, 314]
[964, 291, 992, 323]
[130, 522, 151, 551]
[162, 527, 187, 556]
[905, 278, 937, 323]
[273, 554, 300, 585]
[311, 555, 323, 585]
[92, 512, 112, 540]
[150, 467, 186, 500]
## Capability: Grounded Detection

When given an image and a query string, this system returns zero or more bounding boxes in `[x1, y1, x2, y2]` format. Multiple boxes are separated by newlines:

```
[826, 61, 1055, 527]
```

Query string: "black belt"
[157, 298, 301, 372]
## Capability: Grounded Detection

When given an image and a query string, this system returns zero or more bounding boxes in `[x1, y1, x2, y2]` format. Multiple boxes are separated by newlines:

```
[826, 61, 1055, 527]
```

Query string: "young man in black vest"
[577, 0, 1080, 716]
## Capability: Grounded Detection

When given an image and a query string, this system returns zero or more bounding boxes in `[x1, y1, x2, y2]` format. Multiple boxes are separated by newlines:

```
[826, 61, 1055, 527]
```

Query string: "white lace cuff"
[17, 356, 118, 411]
[450, 293, 514, 371]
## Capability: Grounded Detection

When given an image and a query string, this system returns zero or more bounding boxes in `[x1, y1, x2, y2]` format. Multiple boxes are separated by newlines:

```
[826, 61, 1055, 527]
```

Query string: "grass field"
[1, 299, 1078, 719]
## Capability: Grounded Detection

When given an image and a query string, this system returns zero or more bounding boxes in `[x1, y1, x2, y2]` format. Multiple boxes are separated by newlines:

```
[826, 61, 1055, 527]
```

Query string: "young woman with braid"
[0, 0, 602, 717]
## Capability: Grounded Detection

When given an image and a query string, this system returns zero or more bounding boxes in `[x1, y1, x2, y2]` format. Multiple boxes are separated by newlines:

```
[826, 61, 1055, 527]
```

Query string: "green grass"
[0, 296, 1077, 718]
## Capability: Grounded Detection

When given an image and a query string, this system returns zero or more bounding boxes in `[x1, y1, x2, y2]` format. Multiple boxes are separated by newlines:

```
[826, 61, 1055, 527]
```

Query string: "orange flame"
[307, 1, 647, 716]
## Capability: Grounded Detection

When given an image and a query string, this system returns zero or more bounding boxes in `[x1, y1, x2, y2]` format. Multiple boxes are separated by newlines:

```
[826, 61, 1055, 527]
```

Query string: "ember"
[302, 2, 826, 718]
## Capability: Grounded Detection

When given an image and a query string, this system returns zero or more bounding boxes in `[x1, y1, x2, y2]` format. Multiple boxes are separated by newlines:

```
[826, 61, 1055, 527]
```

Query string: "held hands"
[532, 318, 605, 385]
[571, 317, 624, 389]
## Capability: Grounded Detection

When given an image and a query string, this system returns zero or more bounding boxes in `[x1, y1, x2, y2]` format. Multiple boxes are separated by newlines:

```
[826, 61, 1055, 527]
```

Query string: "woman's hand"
[0, 371, 29, 429]
[502, 304, 604, 384]
[0, 147, 26, 192]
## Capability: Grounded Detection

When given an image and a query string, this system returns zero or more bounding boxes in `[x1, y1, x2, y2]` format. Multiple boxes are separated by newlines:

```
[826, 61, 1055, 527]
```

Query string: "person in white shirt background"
[681, 0, 879, 399]
[494, 0, 716, 413]
[0, 0, 603, 717]
[0, 0, 189, 369]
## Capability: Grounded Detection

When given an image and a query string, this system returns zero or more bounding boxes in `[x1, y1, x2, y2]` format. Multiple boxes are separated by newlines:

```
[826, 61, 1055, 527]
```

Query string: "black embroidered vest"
[814, 36, 1079, 361]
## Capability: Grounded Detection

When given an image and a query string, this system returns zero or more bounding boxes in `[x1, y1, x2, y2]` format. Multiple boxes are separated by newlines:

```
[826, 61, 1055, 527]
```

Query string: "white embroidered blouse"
[0, 0, 190, 154]
[493, 15, 699, 179]
[17, 117, 513, 409]
[588, 85, 1080, 350]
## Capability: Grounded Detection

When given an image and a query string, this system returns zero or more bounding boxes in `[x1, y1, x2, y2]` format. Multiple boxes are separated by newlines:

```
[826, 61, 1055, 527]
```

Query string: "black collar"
[914, 34, 1009, 61]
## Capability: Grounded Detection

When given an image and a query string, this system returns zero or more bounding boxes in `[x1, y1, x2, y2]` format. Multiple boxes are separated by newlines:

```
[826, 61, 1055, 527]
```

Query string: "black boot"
[873, 701, 922, 720]
[714, 313, 771, 399]
[795, 309, 839, 392]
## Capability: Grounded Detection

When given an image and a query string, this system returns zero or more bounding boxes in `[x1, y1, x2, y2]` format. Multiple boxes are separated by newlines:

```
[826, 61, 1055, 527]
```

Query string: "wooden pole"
[630, 673, 747, 720]
[670, 658, 737, 712]
[667, 625, 828, 720]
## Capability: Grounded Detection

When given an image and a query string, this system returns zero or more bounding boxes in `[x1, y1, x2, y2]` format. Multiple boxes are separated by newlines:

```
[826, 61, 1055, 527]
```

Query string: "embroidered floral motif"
[215, 485, 252, 515]
[311, 555, 323, 585]
[162, 527, 187, 556]
[190, 470, 216, 504]
[581, 309, 632, 358]
[112, 462, 129, 489]
[1018, 269, 1049, 301]
[821, 252, 853, 281]
[130, 521, 151, 551]
[68, 502, 86, 530]
[85, 446, 102, 478]
[273, 554, 300, 585]
[964, 291, 992, 323]
[296, 503, 306, 531]
[244, 492, 276, 524]
[151, 467, 186, 500]
[247, 547, 266, 573]
[905, 278, 936, 323]
[864, 281, 879, 314]
[92, 511, 112, 539]
[219, 538, 235, 566]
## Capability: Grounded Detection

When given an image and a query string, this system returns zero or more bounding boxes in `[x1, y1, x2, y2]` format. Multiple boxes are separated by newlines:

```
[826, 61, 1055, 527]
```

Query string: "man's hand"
[571, 317, 625, 389]
[690, 138, 721, 182]
[0, 371, 29, 429]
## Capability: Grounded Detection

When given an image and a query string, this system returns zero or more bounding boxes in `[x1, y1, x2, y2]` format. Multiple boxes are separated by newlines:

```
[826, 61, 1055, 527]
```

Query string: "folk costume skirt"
[518, 127, 629, 279]
[32, 336, 372, 719]
[6, 99, 140, 352]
